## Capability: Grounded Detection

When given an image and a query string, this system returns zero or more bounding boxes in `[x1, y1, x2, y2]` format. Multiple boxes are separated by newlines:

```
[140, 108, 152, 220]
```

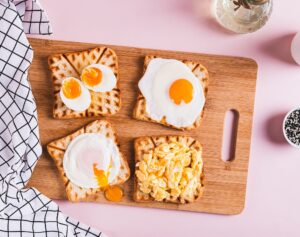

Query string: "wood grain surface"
[27, 38, 257, 215]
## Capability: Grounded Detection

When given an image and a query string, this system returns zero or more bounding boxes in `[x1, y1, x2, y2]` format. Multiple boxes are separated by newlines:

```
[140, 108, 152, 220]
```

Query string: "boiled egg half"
[60, 77, 91, 112]
[81, 64, 117, 92]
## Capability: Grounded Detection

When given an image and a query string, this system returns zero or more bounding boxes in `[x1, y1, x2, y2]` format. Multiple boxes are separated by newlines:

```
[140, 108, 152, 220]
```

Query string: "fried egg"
[60, 77, 91, 112]
[63, 133, 121, 189]
[138, 58, 206, 128]
[81, 64, 117, 92]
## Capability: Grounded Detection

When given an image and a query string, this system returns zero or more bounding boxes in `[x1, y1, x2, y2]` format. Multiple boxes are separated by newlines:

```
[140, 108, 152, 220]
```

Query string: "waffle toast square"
[47, 120, 130, 202]
[48, 47, 121, 119]
[133, 56, 209, 130]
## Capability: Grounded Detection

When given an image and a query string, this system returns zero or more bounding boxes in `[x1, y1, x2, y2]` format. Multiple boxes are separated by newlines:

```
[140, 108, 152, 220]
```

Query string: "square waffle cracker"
[133, 56, 209, 130]
[48, 47, 121, 119]
[47, 120, 130, 202]
[134, 135, 204, 204]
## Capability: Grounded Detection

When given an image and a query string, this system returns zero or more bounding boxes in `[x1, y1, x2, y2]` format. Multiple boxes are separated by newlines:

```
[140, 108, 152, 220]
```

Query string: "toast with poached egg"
[47, 120, 130, 202]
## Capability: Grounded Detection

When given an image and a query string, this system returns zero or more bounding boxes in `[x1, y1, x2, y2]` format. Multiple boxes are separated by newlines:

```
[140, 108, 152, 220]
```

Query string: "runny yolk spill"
[104, 186, 124, 202]
[93, 163, 124, 202]
[93, 163, 108, 187]
[82, 67, 102, 87]
[169, 79, 193, 105]
[62, 78, 81, 99]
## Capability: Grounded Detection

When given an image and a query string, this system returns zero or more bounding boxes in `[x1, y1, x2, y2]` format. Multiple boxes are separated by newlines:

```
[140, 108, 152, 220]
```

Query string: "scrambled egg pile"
[135, 142, 203, 203]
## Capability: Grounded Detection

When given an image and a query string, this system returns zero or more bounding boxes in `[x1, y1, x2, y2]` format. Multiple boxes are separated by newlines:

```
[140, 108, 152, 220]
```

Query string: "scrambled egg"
[135, 142, 203, 203]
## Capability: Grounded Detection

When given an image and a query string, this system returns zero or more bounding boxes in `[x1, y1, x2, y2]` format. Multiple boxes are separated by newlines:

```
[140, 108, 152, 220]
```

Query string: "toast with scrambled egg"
[48, 47, 121, 119]
[134, 135, 204, 204]
[47, 120, 130, 202]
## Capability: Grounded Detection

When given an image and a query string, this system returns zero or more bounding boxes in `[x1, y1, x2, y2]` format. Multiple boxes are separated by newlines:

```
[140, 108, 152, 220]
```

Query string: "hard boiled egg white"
[63, 133, 121, 189]
[138, 58, 206, 128]
[81, 64, 117, 92]
[60, 77, 91, 112]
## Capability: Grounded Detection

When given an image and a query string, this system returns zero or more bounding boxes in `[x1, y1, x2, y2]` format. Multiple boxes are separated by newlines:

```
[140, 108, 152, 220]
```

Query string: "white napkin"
[0, 1, 106, 236]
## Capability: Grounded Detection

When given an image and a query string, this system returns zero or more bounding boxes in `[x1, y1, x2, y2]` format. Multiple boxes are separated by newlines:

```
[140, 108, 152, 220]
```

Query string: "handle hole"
[221, 109, 239, 162]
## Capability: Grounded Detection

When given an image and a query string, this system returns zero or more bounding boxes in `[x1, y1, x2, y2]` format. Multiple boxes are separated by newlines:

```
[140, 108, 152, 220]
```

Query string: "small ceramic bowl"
[291, 32, 300, 65]
[283, 108, 300, 148]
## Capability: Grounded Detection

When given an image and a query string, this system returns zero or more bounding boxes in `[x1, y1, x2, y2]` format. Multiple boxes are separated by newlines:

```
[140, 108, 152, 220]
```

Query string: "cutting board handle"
[221, 109, 239, 162]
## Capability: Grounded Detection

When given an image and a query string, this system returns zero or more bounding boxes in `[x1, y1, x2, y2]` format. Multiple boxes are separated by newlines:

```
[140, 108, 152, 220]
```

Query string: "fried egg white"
[138, 58, 206, 128]
[63, 133, 121, 189]
[81, 64, 117, 92]
[60, 77, 91, 112]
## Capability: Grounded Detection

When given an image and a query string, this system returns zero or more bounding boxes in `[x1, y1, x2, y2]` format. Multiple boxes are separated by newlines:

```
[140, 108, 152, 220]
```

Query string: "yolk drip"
[93, 163, 124, 202]
[82, 67, 102, 87]
[104, 186, 123, 202]
[169, 79, 193, 105]
[93, 163, 108, 187]
[62, 78, 81, 99]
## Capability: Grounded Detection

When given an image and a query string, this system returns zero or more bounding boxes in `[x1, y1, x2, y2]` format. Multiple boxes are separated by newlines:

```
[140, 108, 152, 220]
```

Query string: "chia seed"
[284, 109, 300, 146]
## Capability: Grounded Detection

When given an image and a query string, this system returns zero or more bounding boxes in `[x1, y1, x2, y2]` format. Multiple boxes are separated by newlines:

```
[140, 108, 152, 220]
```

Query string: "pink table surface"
[33, 0, 300, 236]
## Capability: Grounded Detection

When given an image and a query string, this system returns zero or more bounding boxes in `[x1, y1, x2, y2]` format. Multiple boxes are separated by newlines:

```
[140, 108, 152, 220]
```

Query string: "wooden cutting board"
[27, 38, 257, 215]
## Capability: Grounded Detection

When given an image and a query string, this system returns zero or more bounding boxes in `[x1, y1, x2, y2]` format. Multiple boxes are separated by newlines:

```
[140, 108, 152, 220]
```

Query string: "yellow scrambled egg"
[135, 142, 203, 203]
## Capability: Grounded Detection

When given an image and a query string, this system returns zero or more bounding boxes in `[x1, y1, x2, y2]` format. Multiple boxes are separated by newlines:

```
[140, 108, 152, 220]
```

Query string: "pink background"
[33, 0, 300, 236]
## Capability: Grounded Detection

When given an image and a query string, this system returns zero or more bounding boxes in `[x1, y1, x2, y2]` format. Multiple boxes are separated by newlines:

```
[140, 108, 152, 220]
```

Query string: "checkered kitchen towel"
[0, 0, 106, 236]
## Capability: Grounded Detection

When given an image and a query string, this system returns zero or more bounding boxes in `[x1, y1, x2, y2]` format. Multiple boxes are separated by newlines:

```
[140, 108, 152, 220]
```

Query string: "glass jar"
[214, 0, 273, 33]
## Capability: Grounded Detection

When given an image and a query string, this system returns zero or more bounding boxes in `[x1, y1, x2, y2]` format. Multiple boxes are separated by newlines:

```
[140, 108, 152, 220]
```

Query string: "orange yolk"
[104, 186, 123, 202]
[62, 78, 81, 99]
[169, 79, 194, 105]
[82, 67, 102, 87]
[93, 163, 108, 187]
[93, 164, 123, 202]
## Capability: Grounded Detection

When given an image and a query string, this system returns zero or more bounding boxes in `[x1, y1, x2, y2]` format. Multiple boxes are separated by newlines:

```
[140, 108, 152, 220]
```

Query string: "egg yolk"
[93, 163, 108, 187]
[93, 163, 123, 202]
[104, 186, 123, 202]
[169, 79, 194, 105]
[82, 67, 102, 87]
[62, 78, 81, 99]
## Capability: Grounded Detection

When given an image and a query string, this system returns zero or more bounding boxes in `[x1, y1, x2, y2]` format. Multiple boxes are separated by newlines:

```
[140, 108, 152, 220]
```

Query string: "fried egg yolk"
[81, 67, 102, 87]
[169, 79, 194, 105]
[62, 77, 82, 99]
[93, 163, 108, 187]
[104, 186, 123, 202]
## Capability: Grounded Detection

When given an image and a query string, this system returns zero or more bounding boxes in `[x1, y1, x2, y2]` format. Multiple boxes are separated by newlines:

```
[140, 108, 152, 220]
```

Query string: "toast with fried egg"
[47, 120, 130, 202]
[48, 47, 121, 119]
[134, 135, 204, 204]
[133, 56, 209, 130]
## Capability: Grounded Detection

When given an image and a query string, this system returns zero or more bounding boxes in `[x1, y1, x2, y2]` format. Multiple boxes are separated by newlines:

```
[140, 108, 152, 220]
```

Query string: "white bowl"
[282, 108, 300, 149]
[291, 32, 300, 65]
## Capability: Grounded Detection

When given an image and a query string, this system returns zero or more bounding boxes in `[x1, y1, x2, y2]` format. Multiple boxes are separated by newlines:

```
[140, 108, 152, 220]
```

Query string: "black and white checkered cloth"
[0, 0, 106, 236]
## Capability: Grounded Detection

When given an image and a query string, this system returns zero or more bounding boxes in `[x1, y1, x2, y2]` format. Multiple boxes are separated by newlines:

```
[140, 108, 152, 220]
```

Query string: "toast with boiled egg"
[48, 47, 121, 119]
[47, 120, 130, 202]
[134, 135, 204, 204]
[133, 56, 209, 130]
